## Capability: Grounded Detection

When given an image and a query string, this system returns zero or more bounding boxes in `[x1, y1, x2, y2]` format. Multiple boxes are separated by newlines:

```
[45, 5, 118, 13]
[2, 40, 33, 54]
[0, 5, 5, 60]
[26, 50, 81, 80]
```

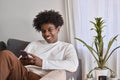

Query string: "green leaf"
[75, 38, 99, 62]
[75, 17, 120, 70]
[104, 35, 118, 61]
[105, 46, 120, 63]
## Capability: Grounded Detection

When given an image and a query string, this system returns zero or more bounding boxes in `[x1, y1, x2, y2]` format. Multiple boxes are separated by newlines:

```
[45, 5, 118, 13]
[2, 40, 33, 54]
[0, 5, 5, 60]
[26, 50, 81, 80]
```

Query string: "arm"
[42, 44, 79, 72]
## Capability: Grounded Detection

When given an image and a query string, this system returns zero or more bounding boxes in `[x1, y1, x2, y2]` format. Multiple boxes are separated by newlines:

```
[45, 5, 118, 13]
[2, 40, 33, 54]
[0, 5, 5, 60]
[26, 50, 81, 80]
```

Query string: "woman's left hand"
[28, 53, 42, 67]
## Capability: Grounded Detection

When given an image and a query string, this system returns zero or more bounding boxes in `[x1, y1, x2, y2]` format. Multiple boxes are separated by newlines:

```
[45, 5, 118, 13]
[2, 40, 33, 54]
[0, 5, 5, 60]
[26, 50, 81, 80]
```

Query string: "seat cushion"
[7, 38, 29, 57]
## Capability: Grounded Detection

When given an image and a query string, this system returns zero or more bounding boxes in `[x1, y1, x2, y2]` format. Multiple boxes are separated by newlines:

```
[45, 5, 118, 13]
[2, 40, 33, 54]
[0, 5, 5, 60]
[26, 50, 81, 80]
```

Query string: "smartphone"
[20, 50, 28, 57]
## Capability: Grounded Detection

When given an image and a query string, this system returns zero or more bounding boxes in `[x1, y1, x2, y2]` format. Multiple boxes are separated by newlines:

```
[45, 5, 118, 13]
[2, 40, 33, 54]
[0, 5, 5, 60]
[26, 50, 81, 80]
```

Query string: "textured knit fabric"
[24, 40, 78, 76]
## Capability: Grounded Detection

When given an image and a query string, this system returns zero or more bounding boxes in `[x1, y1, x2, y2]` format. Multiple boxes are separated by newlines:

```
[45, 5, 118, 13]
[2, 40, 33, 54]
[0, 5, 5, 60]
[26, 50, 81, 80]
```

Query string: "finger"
[27, 53, 36, 58]
[29, 57, 36, 65]
[29, 57, 36, 61]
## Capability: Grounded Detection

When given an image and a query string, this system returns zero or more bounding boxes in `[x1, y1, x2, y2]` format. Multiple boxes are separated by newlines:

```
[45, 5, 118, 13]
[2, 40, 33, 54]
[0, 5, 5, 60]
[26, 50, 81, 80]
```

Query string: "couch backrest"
[6, 38, 30, 57]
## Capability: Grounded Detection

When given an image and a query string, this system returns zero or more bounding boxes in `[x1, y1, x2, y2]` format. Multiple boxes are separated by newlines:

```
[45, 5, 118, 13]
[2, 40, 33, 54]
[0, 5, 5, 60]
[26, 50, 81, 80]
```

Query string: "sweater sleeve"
[42, 44, 79, 72]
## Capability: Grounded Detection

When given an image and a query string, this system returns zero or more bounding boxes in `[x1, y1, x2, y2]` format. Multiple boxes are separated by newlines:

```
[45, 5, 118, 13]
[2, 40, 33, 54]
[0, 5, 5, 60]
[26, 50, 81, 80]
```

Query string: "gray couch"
[0, 38, 82, 80]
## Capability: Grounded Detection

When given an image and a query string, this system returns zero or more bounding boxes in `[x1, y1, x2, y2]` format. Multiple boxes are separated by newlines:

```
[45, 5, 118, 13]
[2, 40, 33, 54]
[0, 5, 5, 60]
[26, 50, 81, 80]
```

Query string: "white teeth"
[46, 37, 51, 39]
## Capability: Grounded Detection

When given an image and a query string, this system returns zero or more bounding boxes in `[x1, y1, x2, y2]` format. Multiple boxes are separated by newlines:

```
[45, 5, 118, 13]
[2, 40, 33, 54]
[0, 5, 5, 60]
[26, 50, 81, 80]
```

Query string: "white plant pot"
[87, 78, 93, 80]
[110, 78, 118, 80]
[95, 69, 108, 80]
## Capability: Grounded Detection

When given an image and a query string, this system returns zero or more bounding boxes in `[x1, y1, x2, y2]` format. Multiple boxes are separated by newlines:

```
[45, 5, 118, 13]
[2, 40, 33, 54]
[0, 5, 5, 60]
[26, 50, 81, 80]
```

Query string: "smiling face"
[41, 23, 60, 43]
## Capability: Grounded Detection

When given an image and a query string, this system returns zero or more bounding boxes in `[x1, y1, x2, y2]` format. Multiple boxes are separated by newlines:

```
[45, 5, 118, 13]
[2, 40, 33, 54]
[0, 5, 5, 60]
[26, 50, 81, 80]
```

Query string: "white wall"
[0, 0, 68, 43]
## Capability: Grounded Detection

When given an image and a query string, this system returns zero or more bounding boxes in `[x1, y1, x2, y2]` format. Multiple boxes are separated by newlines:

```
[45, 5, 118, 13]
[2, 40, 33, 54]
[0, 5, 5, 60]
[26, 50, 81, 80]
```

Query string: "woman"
[0, 10, 78, 80]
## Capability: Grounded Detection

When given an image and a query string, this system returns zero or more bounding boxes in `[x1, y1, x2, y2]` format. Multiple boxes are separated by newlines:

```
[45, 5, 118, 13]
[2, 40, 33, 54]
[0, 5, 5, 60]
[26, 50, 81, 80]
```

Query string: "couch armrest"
[66, 59, 82, 80]
[0, 41, 6, 51]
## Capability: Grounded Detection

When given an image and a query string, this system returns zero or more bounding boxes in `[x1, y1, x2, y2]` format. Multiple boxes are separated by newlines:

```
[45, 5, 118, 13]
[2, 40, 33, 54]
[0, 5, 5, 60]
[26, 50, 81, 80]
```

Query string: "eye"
[48, 28, 54, 32]
[41, 30, 46, 33]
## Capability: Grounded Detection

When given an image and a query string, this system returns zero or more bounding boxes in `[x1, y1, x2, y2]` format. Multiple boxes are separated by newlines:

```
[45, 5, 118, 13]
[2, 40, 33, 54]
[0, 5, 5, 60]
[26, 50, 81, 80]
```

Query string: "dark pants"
[0, 50, 41, 80]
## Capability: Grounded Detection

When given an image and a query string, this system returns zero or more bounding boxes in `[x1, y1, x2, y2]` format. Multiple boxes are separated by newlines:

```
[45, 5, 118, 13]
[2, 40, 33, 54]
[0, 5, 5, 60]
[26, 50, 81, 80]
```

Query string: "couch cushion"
[7, 38, 30, 57]
[0, 41, 6, 51]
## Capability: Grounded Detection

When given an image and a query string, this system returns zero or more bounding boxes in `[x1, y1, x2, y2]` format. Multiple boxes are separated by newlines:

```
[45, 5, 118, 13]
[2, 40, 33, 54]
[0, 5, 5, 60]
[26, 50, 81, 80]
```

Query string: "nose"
[44, 30, 50, 36]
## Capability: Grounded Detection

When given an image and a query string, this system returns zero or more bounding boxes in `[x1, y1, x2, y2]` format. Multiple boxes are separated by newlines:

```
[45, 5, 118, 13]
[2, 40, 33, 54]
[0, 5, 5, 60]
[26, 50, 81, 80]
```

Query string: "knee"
[50, 70, 66, 76]
[0, 50, 18, 62]
[56, 70, 66, 75]
[0, 50, 14, 56]
[40, 70, 66, 80]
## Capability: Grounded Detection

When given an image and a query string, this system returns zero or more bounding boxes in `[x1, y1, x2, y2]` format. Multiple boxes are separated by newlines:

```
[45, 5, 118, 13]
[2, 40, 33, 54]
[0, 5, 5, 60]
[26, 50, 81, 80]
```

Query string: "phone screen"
[20, 50, 28, 57]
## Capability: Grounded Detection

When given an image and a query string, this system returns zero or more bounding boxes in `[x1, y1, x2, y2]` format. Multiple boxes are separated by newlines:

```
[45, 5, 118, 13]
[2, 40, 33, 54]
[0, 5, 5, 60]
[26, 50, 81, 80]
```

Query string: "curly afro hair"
[33, 10, 64, 32]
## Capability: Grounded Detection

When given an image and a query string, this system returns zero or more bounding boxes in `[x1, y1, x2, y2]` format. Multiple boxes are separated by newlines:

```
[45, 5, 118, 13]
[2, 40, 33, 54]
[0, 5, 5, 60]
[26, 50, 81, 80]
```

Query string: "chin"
[46, 40, 53, 43]
[46, 40, 56, 43]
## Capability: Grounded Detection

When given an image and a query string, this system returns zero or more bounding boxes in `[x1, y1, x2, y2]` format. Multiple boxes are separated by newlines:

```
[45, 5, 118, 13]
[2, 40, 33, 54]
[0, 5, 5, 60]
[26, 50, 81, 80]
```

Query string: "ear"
[57, 26, 61, 32]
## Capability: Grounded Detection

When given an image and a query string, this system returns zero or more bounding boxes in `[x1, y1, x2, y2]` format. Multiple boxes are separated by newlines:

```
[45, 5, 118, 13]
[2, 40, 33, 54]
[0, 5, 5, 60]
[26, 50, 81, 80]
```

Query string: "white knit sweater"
[24, 40, 78, 76]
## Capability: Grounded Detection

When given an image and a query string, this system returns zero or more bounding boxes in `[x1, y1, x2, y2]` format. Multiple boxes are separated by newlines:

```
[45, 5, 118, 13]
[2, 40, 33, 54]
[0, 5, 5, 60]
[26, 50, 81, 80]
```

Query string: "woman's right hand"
[19, 56, 35, 65]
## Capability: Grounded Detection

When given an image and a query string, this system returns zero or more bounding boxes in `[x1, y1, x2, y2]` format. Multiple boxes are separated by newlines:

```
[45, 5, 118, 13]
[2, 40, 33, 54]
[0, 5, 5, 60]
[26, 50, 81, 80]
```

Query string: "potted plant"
[75, 17, 120, 79]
